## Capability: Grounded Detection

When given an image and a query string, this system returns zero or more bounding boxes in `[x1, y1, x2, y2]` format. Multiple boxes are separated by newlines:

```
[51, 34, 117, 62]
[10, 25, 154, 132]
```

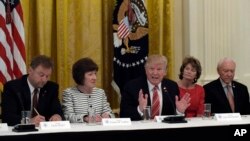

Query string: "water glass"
[203, 103, 212, 119]
[87, 107, 96, 125]
[21, 111, 31, 124]
[142, 106, 151, 121]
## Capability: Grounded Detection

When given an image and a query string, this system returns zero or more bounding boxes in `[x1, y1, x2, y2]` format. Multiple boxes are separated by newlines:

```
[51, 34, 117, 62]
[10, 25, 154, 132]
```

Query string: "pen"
[34, 108, 40, 115]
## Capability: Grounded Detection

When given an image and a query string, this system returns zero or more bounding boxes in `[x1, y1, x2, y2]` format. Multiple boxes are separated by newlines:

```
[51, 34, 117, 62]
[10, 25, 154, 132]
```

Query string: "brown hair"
[30, 55, 53, 69]
[179, 56, 202, 83]
[72, 57, 98, 85]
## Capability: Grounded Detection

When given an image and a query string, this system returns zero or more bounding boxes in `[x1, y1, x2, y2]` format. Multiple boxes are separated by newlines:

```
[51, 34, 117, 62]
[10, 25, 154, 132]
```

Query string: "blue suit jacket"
[2, 75, 64, 126]
[120, 75, 179, 120]
[203, 78, 250, 115]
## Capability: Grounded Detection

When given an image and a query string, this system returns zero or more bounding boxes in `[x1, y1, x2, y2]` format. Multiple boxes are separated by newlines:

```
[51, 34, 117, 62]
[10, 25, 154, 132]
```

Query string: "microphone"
[13, 92, 38, 132]
[163, 86, 177, 115]
[16, 92, 25, 111]
[162, 85, 187, 123]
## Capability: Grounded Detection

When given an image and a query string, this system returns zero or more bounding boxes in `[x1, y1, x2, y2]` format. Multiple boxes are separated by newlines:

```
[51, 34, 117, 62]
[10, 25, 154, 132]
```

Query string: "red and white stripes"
[0, 0, 26, 84]
[117, 16, 130, 39]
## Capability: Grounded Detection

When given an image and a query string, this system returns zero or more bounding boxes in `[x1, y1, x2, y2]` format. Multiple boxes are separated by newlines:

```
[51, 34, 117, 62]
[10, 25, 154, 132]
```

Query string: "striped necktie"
[32, 88, 39, 117]
[151, 86, 160, 119]
[226, 85, 235, 112]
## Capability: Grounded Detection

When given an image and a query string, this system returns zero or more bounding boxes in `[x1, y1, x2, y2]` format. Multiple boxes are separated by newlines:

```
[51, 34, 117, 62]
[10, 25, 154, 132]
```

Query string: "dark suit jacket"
[203, 78, 250, 115]
[1, 75, 64, 126]
[120, 75, 179, 121]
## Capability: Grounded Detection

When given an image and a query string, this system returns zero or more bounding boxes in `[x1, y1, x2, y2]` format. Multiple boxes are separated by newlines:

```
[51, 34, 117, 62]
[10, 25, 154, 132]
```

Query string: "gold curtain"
[20, 0, 174, 110]
[147, 0, 174, 78]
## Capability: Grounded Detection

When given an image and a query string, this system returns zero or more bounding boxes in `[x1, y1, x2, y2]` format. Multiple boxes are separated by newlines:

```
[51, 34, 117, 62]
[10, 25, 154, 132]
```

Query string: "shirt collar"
[147, 80, 162, 91]
[219, 78, 232, 88]
[27, 78, 39, 94]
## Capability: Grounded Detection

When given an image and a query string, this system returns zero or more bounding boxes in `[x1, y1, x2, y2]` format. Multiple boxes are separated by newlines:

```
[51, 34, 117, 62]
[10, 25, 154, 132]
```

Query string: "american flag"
[0, 0, 26, 86]
[117, 16, 130, 39]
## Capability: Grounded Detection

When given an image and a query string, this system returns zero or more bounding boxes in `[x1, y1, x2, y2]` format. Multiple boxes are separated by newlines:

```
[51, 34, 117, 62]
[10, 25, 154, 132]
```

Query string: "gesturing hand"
[138, 89, 148, 112]
[175, 93, 191, 113]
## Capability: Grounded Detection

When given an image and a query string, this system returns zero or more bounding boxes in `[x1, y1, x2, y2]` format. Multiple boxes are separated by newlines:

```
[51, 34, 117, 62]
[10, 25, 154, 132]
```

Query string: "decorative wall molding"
[177, 0, 250, 88]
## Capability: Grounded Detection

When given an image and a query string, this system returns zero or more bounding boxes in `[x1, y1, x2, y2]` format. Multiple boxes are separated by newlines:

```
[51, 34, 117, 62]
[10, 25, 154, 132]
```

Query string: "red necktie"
[32, 88, 39, 117]
[226, 85, 235, 112]
[151, 86, 160, 118]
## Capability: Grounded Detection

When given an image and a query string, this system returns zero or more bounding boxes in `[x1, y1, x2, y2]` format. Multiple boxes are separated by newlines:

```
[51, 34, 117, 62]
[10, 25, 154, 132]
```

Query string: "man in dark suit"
[2, 55, 64, 126]
[203, 58, 250, 115]
[120, 54, 190, 121]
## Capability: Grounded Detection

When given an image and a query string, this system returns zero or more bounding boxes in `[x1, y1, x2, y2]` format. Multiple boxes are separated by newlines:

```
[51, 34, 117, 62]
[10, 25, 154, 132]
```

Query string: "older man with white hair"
[203, 57, 250, 115]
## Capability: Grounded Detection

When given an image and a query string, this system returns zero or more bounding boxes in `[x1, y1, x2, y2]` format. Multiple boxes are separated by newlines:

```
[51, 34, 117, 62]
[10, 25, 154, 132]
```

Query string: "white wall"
[174, 0, 250, 90]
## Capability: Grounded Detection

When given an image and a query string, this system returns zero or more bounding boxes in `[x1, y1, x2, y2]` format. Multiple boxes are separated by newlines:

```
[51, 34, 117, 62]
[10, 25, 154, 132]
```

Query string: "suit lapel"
[231, 82, 238, 112]
[160, 79, 176, 115]
[215, 79, 233, 112]
[38, 87, 48, 112]
[20, 75, 32, 110]
[140, 77, 151, 107]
